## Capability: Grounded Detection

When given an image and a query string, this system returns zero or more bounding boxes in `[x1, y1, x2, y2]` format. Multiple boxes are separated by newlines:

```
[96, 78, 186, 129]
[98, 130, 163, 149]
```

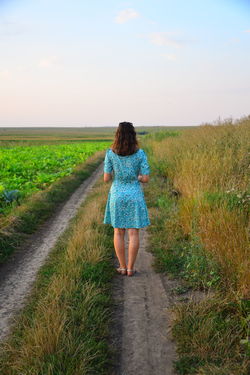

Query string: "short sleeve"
[104, 149, 113, 173]
[139, 150, 150, 175]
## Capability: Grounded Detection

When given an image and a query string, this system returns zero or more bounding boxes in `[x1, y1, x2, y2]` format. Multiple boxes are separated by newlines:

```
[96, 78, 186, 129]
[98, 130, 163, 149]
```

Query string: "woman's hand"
[138, 174, 149, 183]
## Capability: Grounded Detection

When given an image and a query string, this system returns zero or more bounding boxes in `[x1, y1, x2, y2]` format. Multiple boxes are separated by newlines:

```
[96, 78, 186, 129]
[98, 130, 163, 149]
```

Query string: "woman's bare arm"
[104, 172, 112, 182]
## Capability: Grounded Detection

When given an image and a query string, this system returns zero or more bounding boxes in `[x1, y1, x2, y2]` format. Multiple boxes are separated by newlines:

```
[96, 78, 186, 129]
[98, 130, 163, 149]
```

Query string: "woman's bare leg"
[114, 228, 126, 268]
[127, 228, 140, 270]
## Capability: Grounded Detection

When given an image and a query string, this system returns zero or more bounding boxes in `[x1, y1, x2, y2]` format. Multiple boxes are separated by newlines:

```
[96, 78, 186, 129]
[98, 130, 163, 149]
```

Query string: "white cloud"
[161, 53, 177, 61]
[244, 29, 250, 33]
[149, 32, 183, 48]
[38, 56, 58, 68]
[115, 8, 139, 24]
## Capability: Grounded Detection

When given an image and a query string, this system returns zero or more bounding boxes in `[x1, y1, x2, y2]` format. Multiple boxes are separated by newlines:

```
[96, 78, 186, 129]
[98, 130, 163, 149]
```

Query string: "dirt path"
[0, 162, 104, 343]
[110, 228, 180, 375]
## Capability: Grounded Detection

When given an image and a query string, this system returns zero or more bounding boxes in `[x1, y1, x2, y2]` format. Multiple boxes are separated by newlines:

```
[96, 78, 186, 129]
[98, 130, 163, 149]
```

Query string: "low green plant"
[0, 141, 110, 214]
[203, 190, 250, 215]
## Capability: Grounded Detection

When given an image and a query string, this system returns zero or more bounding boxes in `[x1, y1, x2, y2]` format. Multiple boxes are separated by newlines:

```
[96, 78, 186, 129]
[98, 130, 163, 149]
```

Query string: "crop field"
[0, 141, 111, 214]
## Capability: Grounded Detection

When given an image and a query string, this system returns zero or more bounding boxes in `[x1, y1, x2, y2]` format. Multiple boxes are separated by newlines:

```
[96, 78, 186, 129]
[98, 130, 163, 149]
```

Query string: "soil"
[109, 228, 178, 375]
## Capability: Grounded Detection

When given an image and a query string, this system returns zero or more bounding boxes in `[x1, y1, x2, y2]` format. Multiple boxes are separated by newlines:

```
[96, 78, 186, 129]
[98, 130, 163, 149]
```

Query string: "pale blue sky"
[0, 0, 249, 126]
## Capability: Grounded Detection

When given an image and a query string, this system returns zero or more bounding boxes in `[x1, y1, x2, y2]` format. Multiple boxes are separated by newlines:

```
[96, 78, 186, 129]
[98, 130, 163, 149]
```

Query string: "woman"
[103, 121, 150, 277]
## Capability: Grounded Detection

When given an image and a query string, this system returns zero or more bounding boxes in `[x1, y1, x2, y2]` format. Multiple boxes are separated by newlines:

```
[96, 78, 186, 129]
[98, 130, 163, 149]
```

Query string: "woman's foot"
[127, 269, 136, 277]
[116, 267, 127, 275]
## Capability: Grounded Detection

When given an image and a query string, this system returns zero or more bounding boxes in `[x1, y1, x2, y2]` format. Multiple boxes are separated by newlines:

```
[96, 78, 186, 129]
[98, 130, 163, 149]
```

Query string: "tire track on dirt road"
[110, 228, 179, 375]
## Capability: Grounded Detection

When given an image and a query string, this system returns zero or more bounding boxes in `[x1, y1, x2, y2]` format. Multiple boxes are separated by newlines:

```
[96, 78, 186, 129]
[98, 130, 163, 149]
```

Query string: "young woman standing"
[103, 122, 150, 276]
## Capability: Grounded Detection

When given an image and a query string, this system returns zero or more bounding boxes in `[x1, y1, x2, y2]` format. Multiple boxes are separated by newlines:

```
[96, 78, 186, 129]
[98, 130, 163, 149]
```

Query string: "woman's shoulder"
[133, 148, 146, 157]
[137, 148, 146, 155]
[133, 148, 145, 156]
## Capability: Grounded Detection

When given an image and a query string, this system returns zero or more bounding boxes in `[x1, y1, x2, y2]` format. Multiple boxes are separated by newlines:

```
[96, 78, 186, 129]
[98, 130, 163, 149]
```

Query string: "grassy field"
[143, 116, 250, 374]
[0, 125, 193, 137]
[0, 126, 193, 148]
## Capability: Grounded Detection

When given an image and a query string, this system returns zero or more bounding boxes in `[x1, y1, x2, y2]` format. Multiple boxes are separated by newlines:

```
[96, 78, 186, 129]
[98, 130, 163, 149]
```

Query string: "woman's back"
[103, 146, 150, 228]
[104, 148, 150, 184]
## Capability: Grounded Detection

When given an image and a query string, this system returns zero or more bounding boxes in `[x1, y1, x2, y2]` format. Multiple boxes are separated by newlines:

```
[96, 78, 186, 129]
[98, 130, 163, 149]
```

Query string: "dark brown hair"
[111, 122, 139, 156]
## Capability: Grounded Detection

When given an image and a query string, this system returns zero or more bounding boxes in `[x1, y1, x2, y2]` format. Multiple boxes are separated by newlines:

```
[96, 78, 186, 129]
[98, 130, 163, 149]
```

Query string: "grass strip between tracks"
[0, 150, 107, 265]
[0, 175, 115, 375]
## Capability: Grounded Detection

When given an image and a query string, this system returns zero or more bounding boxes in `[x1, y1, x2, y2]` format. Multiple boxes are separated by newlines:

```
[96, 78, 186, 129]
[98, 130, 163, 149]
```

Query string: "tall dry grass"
[146, 116, 250, 298]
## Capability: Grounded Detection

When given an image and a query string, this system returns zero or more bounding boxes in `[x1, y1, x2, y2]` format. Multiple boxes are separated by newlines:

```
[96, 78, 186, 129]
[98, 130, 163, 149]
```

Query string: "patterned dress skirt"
[104, 180, 150, 228]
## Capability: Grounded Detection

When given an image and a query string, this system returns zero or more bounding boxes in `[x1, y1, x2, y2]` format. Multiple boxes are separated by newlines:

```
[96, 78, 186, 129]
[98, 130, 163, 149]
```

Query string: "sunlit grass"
[143, 116, 250, 374]
[145, 116, 250, 298]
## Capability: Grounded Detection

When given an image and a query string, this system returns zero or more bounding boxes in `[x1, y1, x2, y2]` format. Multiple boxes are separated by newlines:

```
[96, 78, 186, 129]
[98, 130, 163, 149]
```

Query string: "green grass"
[143, 129, 181, 141]
[144, 173, 222, 291]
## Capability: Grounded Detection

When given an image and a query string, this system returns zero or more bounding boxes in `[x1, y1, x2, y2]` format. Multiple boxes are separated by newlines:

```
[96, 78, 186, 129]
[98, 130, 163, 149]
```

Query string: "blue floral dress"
[103, 148, 150, 228]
